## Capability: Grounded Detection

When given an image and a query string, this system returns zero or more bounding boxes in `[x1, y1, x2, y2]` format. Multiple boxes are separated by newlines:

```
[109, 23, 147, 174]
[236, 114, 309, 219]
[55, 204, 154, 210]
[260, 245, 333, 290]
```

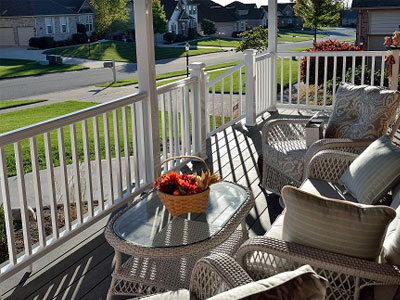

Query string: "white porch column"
[267, 0, 278, 111]
[134, 0, 160, 182]
[190, 62, 207, 158]
[245, 49, 257, 126]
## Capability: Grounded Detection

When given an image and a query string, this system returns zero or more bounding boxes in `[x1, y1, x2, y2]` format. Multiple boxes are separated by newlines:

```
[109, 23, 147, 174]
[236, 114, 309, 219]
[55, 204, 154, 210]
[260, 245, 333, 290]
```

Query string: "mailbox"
[104, 61, 114, 68]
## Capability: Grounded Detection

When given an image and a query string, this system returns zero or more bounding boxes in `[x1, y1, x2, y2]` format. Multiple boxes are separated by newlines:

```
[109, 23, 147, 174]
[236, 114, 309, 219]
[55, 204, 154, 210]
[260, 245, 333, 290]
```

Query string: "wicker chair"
[244, 149, 400, 300]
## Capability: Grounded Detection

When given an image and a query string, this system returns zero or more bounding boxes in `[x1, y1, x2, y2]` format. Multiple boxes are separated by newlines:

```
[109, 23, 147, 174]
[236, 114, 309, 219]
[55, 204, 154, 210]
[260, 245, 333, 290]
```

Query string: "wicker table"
[104, 181, 254, 299]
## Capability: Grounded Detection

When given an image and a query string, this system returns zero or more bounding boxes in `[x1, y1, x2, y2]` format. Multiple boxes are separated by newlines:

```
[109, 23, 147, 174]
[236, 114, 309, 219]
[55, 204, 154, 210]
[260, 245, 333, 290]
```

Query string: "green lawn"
[0, 59, 87, 79]
[186, 37, 240, 47]
[44, 41, 224, 63]
[277, 30, 326, 43]
[1, 101, 228, 176]
[0, 99, 47, 110]
[98, 61, 241, 88]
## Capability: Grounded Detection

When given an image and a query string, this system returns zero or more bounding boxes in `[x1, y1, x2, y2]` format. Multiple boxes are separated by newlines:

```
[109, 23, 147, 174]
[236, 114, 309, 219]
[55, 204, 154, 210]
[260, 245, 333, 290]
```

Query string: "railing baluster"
[314, 56, 318, 105]
[136, 101, 147, 182]
[173, 90, 180, 158]
[130, 104, 140, 187]
[30, 136, 46, 248]
[82, 119, 94, 217]
[371, 56, 376, 86]
[238, 68, 243, 115]
[281, 56, 284, 105]
[103, 113, 114, 204]
[179, 88, 186, 155]
[229, 74, 233, 120]
[289, 56, 292, 104]
[0, 147, 17, 265]
[380, 55, 385, 87]
[160, 94, 167, 162]
[168, 92, 173, 168]
[57, 128, 71, 231]
[44, 132, 59, 239]
[351, 55, 356, 84]
[297, 56, 301, 106]
[361, 56, 365, 85]
[333, 56, 337, 103]
[306, 56, 310, 105]
[112, 109, 122, 199]
[70, 124, 83, 224]
[14, 141, 32, 255]
[221, 79, 225, 125]
[184, 86, 190, 154]
[122, 106, 131, 193]
[342, 55, 347, 83]
[93, 116, 104, 210]
[323, 56, 328, 106]
[212, 85, 216, 130]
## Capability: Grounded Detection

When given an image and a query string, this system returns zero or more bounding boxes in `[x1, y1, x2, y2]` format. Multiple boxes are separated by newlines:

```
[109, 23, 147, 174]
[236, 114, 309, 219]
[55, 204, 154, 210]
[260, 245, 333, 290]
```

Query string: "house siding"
[212, 22, 236, 37]
[36, 16, 78, 40]
[0, 17, 35, 45]
[369, 10, 400, 35]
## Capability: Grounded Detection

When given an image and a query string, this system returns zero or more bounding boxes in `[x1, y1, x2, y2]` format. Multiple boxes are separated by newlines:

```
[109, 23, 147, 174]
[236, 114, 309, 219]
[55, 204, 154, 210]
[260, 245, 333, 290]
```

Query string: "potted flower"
[154, 156, 220, 216]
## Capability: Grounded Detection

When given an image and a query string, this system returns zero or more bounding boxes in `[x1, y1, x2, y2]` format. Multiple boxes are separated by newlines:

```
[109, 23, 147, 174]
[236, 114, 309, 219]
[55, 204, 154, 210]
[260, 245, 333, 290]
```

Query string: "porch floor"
[3, 109, 316, 300]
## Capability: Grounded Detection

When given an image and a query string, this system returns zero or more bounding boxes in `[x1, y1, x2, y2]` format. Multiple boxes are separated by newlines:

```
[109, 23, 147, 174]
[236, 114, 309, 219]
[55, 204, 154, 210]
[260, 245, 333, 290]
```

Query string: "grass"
[186, 37, 240, 48]
[1, 101, 229, 176]
[0, 59, 87, 79]
[277, 30, 326, 43]
[0, 99, 47, 110]
[97, 61, 241, 87]
[44, 41, 224, 63]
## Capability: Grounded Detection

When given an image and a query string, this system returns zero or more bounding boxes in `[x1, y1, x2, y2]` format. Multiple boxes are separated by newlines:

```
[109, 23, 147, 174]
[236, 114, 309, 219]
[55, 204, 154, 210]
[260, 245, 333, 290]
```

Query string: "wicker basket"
[157, 155, 211, 216]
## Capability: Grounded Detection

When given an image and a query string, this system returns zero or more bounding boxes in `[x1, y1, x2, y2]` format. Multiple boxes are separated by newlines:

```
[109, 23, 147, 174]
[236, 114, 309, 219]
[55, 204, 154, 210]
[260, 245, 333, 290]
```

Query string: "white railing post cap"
[189, 62, 206, 71]
[244, 49, 257, 56]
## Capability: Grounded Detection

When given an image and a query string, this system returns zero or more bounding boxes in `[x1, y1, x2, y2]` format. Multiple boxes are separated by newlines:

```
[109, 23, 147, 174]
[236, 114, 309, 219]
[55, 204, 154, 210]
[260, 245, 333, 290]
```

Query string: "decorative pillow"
[339, 135, 400, 205]
[281, 186, 396, 261]
[209, 265, 327, 300]
[325, 83, 400, 139]
[383, 182, 400, 265]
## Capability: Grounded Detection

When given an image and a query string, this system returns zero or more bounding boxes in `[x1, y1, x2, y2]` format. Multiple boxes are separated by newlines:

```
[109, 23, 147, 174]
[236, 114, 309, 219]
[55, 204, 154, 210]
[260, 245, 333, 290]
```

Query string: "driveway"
[0, 46, 46, 61]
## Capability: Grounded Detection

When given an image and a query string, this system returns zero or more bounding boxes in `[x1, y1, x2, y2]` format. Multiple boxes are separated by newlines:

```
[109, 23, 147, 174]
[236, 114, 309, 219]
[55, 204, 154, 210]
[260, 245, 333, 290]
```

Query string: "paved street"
[0, 28, 355, 101]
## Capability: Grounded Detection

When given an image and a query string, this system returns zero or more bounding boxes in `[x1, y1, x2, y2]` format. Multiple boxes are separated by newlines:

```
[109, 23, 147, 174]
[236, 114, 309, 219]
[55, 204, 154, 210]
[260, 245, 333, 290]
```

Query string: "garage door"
[0, 28, 16, 46]
[17, 27, 35, 46]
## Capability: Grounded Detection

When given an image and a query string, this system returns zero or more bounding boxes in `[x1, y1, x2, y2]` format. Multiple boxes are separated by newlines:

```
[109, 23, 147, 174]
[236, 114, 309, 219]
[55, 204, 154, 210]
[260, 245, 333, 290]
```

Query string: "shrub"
[175, 34, 187, 43]
[231, 31, 241, 38]
[163, 32, 176, 44]
[53, 40, 66, 47]
[72, 32, 88, 44]
[29, 36, 54, 49]
[188, 28, 197, 40]
[201, 18, 217, 35]
[77, 23, 87, 34]
[236, 26, 268, 52]
[300, 40, 361, 85]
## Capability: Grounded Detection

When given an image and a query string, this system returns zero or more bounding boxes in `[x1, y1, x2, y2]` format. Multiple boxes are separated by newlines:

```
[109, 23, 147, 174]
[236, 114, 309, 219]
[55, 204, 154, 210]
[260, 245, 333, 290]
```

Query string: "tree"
[294, 0, 343, 44]
[235, 26, 268, 52]
[152, 0, 168, 35]
[201, 19, 217, 35]
[90, 0, 130, 36]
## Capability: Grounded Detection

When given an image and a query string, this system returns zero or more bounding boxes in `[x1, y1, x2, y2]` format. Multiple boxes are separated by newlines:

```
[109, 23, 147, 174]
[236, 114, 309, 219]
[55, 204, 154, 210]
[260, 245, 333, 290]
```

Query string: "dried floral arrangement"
[154, 170, 220, 196]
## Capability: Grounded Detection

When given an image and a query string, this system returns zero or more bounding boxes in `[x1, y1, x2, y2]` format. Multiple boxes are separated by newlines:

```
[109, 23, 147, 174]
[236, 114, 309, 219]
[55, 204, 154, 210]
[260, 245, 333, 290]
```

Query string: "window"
[85, 15, 93, 32]
[45, 17, 54, 34]
[60, 17, 68, 33]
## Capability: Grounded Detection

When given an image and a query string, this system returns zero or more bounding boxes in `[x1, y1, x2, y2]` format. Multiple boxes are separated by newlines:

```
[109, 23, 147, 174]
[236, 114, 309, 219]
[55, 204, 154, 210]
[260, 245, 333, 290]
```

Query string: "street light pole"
[185, 42, 190, 77]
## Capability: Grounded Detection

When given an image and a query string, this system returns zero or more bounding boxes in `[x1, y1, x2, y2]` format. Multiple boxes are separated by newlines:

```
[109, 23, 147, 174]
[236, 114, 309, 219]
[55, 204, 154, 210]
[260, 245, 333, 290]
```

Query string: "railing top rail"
[0, 91, 148, 148]
[157, 77, 198, 95]
[277, 50, 388, 57]
[255, 52, 273, 62]
[208, 61, 245, 86]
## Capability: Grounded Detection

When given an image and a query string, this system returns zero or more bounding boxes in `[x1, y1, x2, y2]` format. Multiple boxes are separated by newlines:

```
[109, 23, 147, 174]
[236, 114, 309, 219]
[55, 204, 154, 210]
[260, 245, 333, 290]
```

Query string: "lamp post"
[88, 38, 91, 57]
[185, 42, 190, 77]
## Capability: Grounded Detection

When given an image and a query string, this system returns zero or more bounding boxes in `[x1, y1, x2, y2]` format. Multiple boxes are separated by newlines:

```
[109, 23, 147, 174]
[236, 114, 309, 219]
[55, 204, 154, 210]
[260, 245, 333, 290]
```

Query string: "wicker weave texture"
[158, 189, 210, 216]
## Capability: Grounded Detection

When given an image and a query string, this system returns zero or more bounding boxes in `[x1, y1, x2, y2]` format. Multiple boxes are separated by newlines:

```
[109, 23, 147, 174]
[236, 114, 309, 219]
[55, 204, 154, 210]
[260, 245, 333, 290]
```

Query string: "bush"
[188, 28, 197, 40]
[54, 40, 66, 47]
[72, 32, 88, 44]
[175, 34, 187, 43]
[163, 32, 176, 44]
[231, 31, 241, 38]
[300, 40, 361, 85]
[77, 23, 87, 34]
[29, 36, 54, 49]
[201, 19, 217, 35]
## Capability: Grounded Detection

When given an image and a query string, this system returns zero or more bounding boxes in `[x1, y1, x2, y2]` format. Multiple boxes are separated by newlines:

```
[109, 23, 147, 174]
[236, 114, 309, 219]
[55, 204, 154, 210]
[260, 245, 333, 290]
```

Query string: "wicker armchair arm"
[305, 150, 358, 182]
[262, 118, 310, 145]
[189, 253, 253, 299]
[237, 236, 400, 285]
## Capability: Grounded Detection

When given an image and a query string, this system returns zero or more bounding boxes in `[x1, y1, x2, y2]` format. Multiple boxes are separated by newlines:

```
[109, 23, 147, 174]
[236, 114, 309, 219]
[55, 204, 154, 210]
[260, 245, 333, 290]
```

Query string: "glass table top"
[113, 182, 247, 248]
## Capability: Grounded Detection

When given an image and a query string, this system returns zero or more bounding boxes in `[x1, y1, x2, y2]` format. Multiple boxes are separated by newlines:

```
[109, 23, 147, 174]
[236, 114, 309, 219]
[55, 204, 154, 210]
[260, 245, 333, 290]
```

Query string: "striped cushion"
[282, 186, 396, 260]
[339, 135, 400, 205]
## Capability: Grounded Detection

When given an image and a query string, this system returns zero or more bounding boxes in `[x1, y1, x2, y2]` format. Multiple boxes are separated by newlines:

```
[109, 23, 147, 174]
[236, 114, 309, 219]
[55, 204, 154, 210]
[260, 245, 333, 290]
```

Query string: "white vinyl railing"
[275, 50, 388, 109]
[0, 92, 152, 280]
[206, 61, 246, 137]
[255, 53, 274, 115]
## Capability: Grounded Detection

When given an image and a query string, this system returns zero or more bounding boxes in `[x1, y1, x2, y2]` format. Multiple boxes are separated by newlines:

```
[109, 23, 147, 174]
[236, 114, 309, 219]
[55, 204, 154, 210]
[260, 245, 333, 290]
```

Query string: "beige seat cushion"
[281, 186, 396, 260]
[325, 83, 400, 139]
[209, 264, 327, 300]
[139, 289, 190, 300]
[266, 213, 285, 240]
[300, 178, 357, 202]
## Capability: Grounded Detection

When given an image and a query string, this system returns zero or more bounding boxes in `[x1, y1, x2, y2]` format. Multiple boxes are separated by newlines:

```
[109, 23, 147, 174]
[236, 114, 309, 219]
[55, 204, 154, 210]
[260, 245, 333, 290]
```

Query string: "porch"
[1, 0, 400, 298]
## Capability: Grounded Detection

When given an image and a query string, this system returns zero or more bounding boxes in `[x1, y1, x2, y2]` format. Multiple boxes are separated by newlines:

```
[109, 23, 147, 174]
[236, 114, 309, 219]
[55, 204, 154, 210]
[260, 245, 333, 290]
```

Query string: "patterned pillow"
[339, 135, 400, 205]
[325, 83, 400, 139]
[281, 186, 396, 260]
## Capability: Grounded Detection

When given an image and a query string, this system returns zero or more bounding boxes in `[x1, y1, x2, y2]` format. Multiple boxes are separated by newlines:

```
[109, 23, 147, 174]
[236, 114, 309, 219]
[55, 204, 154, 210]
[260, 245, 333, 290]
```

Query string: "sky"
[212, 0, 352, 8]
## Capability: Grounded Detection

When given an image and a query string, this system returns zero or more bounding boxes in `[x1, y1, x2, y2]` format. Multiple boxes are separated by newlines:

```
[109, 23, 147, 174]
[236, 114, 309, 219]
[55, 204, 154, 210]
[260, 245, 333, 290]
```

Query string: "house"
[161, 0, 199, 35]
[352, 0, 400, 50]
[261, 3, 303, 28]
[341, 9, 357, 27]
[227, 2, 267, 31]
[197, 0, 238, 37]
[0, 0, 94, 46]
